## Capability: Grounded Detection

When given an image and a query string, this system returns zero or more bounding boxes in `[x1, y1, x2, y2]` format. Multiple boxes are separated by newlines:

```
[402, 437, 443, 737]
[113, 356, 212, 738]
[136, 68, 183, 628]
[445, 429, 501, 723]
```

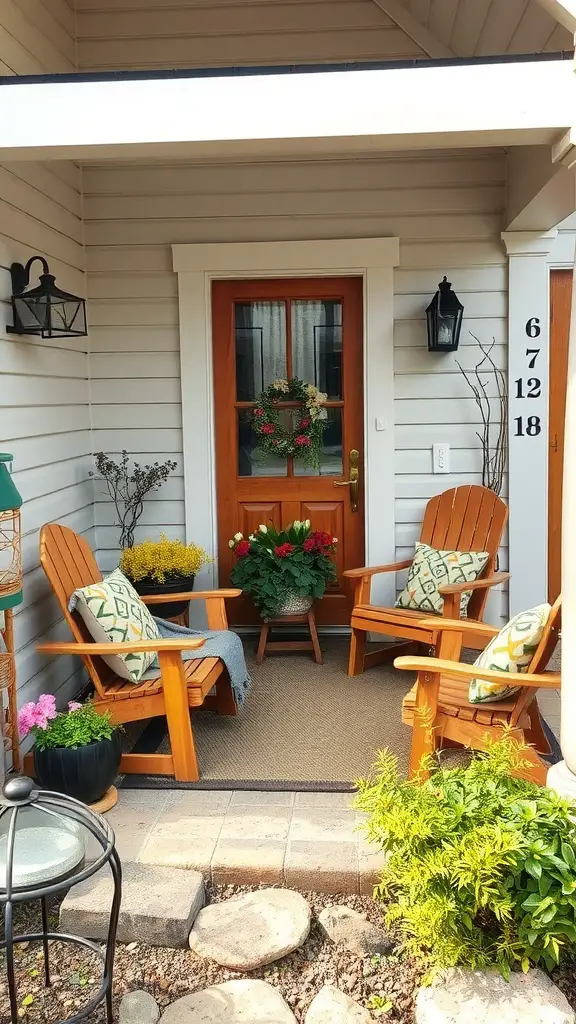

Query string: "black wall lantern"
[426, 276, 463, 353]
[8, 256, 87, 339]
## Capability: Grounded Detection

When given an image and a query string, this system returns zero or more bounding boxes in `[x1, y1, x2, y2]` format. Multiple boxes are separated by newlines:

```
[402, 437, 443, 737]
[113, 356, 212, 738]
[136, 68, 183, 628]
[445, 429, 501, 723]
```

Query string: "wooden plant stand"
[256, 609, 322, 665]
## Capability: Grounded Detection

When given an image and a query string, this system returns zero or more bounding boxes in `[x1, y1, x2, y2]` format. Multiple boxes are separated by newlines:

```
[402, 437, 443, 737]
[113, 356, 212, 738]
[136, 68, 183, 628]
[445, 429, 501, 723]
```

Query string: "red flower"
[295, 434, 311, 447]
[235, 540, 250, 557]
[274, 543, 294, 558]
[303, 538, 316, 553]
[299, 418, 310, 428]
[253, 407, 265, 417]
[261, 424, 275, 435]
[309, 530, 333, 551]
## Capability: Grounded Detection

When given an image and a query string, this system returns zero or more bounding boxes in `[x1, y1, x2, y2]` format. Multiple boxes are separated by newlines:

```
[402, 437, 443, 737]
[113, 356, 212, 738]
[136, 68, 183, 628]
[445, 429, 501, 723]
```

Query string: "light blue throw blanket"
[148, 617, 251, 708]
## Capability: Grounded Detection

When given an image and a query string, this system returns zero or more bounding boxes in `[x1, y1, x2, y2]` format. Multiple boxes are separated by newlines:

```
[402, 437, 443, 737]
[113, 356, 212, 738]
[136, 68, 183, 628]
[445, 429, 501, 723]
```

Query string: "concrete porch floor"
[87, 789, 385, 896]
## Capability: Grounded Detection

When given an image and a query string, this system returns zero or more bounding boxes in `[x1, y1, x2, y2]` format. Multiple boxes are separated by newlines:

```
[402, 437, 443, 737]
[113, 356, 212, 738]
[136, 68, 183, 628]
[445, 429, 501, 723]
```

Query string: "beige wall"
[0, 1, 94, 710]
[83, 148, 509, 618]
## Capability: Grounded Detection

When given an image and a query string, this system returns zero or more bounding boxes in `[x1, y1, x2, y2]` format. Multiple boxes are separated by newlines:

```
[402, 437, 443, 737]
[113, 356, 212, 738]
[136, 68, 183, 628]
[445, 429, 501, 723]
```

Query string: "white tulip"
[234, 532, 243, 541]
[258, 524, 268, 533]
[249, 534, 256, 541]
[304, 519, 311, 528]
[228, 539, 234, 548]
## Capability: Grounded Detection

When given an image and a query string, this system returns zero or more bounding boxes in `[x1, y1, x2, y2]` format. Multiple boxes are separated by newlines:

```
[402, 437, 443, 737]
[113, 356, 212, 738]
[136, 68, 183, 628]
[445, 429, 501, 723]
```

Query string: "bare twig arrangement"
[91, 451, 177, 549]
[456, 334, 507, 496]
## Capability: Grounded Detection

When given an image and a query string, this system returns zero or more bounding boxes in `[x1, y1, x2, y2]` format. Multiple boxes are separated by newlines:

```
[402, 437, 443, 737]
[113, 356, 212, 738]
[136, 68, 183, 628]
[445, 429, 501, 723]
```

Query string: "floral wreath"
[252, 377, 327, 468]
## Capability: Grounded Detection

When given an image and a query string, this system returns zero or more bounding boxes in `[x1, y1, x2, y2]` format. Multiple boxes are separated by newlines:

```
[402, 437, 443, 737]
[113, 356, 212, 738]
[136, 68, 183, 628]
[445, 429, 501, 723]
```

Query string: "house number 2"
[514, 318, 542, 437]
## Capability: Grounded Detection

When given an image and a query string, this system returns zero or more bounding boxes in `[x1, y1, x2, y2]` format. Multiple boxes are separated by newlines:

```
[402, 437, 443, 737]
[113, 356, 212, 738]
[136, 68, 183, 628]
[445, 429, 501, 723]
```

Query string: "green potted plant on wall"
[229, 520, 337, 620]
[120, 533, 212, 619]
[19, 696, 121, 805]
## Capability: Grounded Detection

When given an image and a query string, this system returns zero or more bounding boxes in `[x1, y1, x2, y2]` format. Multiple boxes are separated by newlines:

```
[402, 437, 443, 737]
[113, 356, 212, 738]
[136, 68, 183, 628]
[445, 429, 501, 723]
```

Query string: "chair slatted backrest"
[40, 523, 113, 696]
[510, 596, 562, 726]
[420, 485, 508, 619]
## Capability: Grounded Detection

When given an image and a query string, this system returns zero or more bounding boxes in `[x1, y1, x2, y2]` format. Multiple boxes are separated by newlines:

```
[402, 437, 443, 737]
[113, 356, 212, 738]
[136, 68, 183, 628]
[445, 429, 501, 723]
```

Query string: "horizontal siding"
[76, 0, 426, 70]
[85, 149, 509, 623]
[0, 2, 90, 720]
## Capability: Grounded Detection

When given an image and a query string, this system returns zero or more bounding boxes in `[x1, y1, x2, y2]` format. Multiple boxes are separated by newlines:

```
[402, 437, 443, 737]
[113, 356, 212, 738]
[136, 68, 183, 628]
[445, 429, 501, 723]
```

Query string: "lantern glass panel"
[0, 509, 21, 598]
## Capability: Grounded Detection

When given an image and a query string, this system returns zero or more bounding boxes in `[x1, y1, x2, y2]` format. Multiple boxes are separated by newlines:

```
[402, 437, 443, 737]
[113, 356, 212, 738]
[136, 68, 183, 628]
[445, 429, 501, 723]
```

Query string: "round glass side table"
[0, 776, 122, 1024]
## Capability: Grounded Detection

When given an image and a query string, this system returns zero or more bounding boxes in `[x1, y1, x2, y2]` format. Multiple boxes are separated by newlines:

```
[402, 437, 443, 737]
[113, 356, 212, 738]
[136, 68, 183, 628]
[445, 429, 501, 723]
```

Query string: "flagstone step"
[60, 862, 205, 947]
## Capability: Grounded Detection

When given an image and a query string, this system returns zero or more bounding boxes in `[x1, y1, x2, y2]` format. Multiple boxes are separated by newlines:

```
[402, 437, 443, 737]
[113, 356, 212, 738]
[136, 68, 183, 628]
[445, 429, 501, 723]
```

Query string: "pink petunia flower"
[68, 701, 83, 712]
[37, 693, 57, 720]
[18, 702, 37, 738]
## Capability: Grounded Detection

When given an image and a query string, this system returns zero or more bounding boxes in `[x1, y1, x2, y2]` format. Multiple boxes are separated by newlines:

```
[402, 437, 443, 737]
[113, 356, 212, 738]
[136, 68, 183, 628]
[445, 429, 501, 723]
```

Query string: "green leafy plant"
[355, 731, 576, 977]
[229, 520, 337, 620]
[18, 695, 115, 751]
[366, 994, 393, 1015]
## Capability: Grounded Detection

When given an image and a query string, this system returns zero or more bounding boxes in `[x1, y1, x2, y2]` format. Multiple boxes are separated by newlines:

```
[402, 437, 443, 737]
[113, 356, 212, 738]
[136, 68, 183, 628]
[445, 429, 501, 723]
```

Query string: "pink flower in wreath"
[253, 408, 265, 417]
[261, 424, 276, 435]
[299, 418, 310, 428]
[295, 434, 311, 447]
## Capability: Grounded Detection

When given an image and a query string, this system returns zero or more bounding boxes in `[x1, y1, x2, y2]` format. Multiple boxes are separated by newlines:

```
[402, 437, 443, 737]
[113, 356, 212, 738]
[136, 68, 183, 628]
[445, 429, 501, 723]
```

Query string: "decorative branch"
[91, 451, 177, 549]
[456, 334, 508, 496]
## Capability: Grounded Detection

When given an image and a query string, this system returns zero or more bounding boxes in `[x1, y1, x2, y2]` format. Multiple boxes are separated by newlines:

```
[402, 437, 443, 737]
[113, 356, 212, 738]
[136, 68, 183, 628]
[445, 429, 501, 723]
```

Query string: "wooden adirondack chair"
[396, 596, 562, 785]
[344, 485, 509, 677]
[35, 523, 241, 782]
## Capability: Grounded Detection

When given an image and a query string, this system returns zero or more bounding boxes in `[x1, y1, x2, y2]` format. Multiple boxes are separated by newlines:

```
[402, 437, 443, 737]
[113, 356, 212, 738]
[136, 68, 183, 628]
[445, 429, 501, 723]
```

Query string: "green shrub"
[355, 732, 576, 977]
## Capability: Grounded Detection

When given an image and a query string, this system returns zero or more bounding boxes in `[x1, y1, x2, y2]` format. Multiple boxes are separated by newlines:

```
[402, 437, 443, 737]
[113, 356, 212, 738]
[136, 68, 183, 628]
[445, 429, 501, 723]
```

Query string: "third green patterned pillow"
[395, 542, 489, 617]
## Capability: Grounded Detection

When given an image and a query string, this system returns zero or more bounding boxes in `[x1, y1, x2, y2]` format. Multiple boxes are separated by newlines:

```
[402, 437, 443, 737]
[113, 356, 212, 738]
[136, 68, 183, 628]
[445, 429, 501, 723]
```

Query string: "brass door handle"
[334, 449, 359, 512]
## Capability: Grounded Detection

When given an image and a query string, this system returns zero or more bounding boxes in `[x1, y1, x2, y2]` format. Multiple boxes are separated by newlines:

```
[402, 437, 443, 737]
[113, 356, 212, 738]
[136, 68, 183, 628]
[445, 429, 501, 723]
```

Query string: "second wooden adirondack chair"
[396, 596, 562, 785]
[344, 485, 509, 677]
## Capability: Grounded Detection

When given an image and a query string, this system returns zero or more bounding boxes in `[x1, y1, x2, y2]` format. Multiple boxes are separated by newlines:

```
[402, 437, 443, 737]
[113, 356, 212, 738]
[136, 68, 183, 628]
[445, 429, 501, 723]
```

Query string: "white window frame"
[172, 237, 399, 611]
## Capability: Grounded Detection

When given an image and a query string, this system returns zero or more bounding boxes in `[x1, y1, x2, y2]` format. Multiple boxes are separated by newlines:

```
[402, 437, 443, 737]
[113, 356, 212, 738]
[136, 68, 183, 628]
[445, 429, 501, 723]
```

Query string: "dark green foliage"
[355, 733, 576, 977]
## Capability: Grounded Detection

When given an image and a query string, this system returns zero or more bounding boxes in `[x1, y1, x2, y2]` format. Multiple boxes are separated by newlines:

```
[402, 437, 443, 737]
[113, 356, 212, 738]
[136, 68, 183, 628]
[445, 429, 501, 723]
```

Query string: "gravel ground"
[0, 884, 422, 1023]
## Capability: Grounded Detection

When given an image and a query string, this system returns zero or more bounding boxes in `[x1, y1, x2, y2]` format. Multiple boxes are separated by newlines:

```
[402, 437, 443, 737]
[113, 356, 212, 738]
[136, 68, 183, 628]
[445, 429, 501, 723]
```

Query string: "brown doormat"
[119, 638, 413, 792]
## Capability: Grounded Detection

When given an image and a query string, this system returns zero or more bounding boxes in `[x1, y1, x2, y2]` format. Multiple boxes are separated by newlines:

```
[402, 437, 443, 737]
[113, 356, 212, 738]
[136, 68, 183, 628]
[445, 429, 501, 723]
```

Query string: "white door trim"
[172, 237, 400, 610]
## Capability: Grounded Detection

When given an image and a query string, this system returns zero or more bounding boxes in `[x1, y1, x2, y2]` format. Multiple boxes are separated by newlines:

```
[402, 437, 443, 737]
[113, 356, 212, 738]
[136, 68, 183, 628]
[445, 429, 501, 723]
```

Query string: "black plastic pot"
[33, 730, 122, 805]
[132, 574, 195, 619]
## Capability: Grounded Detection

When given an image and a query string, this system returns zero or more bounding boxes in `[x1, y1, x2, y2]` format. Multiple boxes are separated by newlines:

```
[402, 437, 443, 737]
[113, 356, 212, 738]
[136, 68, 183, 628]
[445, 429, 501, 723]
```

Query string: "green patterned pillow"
[395, 542, 489, 617]
[469, 603, 551, 704]
[71, 567, 161, 683]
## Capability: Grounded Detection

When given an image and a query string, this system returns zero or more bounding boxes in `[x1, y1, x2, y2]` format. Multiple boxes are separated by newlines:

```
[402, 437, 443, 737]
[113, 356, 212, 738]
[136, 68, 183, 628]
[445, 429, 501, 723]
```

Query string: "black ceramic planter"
[33, 730, 122, 805]
[132, 574, 195, 619]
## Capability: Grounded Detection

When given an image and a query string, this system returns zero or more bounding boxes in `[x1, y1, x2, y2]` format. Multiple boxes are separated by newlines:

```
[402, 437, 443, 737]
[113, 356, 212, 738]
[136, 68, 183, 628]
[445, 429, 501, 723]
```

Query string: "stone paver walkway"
[87, 790, 384, 895]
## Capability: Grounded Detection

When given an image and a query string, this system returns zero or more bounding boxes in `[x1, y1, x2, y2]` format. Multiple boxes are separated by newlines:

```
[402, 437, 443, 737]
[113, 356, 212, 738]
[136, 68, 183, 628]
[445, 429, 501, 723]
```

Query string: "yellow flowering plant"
[120, 533, 212, 584]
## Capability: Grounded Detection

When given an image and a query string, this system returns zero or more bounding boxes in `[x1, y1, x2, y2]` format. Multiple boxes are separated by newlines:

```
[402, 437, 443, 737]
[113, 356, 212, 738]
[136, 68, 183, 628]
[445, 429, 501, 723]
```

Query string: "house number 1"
[514, 318, 542, 437]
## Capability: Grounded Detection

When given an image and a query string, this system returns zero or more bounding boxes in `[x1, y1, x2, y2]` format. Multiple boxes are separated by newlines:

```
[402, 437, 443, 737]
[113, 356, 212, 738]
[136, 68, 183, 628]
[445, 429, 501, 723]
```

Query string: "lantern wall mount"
[426, 276, 464, 353]
[8, 255, 87, 339]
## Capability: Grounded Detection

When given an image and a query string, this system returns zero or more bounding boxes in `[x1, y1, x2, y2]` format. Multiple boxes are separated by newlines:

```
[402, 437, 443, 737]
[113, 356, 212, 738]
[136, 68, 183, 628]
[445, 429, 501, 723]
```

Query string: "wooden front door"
[548, 269, 573, 601]
[213, 277, 365, 626]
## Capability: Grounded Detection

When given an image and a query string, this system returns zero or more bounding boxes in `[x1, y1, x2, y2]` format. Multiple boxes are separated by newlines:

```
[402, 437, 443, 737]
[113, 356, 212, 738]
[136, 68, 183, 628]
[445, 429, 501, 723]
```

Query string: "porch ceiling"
[0, 58, 573, 163]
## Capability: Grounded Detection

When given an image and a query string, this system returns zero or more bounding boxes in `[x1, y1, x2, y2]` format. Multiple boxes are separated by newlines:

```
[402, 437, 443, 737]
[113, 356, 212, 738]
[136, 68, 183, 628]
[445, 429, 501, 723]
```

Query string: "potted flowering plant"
[19, 695, 122, 804]
[229, 520, 337, 620]
[120, 533, 212, 618]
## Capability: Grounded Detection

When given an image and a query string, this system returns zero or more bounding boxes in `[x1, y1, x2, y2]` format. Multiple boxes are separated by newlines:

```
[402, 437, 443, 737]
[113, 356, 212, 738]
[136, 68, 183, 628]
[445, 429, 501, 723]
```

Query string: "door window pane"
[294, 407, 343, 477]
[235, 301, 287, 401]
[237, 410, 288, 477]
[291, 300, 342, 399]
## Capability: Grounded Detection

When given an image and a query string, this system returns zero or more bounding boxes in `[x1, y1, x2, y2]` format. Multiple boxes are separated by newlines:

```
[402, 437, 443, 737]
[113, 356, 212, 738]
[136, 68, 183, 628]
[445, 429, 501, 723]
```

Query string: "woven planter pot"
[276, 593, 314, 616]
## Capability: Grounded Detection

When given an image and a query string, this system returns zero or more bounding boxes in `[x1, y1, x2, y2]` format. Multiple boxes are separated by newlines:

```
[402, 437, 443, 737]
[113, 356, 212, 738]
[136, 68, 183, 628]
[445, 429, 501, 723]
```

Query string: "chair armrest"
[418, 617, 500, 640]
[395, 655, 560, 690]
[438, 572, 511, 596]
[141, 589, 241, 604]
[344, 559, 412, 580]
[37, 638, 206, 656]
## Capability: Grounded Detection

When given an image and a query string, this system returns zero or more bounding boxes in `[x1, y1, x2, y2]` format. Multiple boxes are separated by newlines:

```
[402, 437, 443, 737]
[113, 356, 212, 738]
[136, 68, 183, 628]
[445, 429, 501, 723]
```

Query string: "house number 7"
[514, 319, 542, 438]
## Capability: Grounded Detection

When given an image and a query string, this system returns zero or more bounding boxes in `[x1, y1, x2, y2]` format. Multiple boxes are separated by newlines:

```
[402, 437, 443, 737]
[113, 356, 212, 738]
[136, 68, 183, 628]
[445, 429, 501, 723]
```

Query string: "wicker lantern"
[0, 454, 22, 615]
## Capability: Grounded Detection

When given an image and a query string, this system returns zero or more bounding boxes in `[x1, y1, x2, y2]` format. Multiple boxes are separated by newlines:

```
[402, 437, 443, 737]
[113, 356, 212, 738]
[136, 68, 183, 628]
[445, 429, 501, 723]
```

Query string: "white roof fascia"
[0, 59, 573, 162]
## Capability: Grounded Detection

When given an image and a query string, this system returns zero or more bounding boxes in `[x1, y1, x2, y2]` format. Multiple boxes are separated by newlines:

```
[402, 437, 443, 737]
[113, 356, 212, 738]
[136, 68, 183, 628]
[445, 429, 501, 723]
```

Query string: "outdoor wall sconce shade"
[8, 256, 87, 339]
[426, 276, 464, 353]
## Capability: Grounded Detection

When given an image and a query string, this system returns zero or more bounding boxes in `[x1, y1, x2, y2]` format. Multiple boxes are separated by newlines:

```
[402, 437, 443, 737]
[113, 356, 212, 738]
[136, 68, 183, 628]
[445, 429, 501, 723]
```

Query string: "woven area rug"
[119, 638, 413, 791]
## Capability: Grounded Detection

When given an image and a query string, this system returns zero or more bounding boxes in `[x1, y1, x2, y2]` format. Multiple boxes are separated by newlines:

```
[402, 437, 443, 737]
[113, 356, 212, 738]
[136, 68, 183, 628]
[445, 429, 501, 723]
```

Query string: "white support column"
[547, 249, 576, 802]
[502, 231, 558, 615]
